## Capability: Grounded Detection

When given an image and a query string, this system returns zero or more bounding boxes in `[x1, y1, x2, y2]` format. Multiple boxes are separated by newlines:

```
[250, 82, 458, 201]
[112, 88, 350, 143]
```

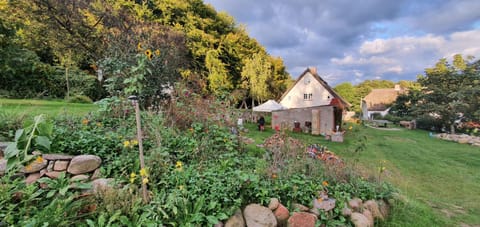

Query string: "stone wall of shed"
[271, 106, 335, 135]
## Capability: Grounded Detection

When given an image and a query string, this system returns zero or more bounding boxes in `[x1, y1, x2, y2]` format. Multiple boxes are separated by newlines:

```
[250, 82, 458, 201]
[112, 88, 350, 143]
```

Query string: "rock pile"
[435, 133, 480, 147]
[1, 154, 104, 186]
[217, 197, 389, 227]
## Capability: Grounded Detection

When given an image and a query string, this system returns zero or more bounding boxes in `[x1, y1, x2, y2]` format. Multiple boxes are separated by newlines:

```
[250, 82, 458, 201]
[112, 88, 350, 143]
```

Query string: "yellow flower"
[175, 161, 183, 169]
[140, 168, 148, 177]
[123, 140, 131, 148]
[137, 42, 143, 50]
[82, 119, 89, 125]
[322, 181, 329, 187]
[145, 49, 153, 60]
[179, 185, 184, 190]
[142, 178, 149, 185]
[35, 156, 44, 163]
[155, 49, 161, 56]
[131, 139, 138, 146]
[130, 178, 135, 184]
[348, 126, 353, 130]
[130, 172, 136, 179]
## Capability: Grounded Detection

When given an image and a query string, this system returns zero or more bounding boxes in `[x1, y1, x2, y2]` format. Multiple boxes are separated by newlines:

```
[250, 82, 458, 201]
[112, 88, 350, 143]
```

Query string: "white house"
[279, 67, 350, 108]
[272, 67, 351, 135]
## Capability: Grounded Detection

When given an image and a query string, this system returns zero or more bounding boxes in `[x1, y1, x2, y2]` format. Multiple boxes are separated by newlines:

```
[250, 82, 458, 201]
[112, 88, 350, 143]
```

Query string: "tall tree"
[205, 49, 232, 96]
[241, 53, 272, 107]
[416, 55, 480, 133]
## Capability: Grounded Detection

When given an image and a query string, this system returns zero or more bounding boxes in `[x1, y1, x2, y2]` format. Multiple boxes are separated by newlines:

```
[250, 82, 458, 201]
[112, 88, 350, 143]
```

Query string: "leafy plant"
[4, 114, 52, 173]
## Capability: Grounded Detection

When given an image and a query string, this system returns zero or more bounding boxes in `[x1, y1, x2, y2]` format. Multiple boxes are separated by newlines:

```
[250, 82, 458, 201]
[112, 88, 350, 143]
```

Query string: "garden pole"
[129, 96, 149, 203]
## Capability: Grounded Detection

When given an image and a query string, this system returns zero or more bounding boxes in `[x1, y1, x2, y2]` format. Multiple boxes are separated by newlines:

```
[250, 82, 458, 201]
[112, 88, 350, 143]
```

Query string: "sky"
[203, 0, 480, 85]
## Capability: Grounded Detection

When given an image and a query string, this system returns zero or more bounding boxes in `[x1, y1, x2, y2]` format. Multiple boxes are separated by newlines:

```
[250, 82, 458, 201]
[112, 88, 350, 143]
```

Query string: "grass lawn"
[243, 122, 480, 226]
[0, 98, 97, 118]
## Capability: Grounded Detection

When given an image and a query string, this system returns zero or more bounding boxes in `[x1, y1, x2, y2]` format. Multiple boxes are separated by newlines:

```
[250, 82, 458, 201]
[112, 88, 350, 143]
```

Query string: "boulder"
[362, 209, 374, 227]
[377, 200, 390, 218]
[351, 212, 370, 227]
[458, 138, 469, 144]
[54, 160, 70, 171]
[45, 171, 63, 179]
[273, 204, 290, 223]
[91, 168, 102, 180]
[342, 207, 352, 217]
[225, 209, 245, 227]
[22, 158, 48, 173]
[243, 204, 277, 227]
[364, 200, 383, 220]
[348, 198, 363, 211]
[268, 198, 280, 210]
[313, 198, 336, 212]
[0, 159, 6, 176]
[67, 155, 101, 174]
[287, 212, 317, 227]
[43, 153, 74, 160]
[25, 172, 41, 184]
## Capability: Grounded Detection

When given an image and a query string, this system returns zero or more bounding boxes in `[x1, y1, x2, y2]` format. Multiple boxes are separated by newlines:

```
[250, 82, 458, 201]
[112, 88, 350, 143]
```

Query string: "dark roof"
[280, 67, 352, 108]
[363, 88, 405, 111]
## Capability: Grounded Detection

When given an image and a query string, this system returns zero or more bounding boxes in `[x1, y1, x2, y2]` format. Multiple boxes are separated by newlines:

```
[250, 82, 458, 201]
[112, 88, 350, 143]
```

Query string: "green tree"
[416, 55, 480, 133]
[205, 50, 233, 96]
[241, 53, 272, 107]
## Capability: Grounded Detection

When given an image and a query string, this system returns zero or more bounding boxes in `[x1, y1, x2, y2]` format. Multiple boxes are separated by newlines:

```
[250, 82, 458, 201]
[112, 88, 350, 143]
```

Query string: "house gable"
[279, 67, 351, 109]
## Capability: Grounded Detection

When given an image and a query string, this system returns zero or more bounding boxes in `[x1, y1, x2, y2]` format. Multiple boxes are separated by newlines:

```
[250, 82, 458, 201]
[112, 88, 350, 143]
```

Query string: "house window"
[304, 93, 313, 101]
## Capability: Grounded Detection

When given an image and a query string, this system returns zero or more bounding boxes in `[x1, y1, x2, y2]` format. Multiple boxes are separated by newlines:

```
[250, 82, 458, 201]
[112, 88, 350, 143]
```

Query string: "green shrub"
[66, 95, 93, 104]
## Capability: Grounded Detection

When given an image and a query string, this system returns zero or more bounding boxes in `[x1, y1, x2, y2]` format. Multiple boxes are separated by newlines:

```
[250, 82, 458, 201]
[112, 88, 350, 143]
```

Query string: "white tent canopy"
[253, 100, 286, 112]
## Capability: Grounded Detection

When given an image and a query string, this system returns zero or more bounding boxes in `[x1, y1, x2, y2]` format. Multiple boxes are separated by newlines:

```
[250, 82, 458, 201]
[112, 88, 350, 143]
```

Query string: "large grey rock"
[351, 212, 370, 227]
[42, 153, 74, 160]
[67, 155, 101, 174]
[225, 209, 245, 227]
[287, 212, 317, 227]
[22, 158, 48, 173]
[243, 204, 277, 227]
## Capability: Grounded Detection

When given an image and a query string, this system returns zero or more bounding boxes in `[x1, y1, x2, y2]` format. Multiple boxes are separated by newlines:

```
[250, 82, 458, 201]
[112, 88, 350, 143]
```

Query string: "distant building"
[361, 85, 406, 120]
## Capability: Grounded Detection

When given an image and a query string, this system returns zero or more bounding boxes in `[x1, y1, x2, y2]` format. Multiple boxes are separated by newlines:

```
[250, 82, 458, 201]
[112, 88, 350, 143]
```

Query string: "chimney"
[309, 67, 317, 74]
[394, 84, 401, 91]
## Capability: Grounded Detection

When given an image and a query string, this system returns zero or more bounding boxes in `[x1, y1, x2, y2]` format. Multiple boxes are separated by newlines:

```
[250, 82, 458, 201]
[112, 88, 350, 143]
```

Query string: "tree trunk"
[65, 67, 70, 99]
[450, 123, 455, 134]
